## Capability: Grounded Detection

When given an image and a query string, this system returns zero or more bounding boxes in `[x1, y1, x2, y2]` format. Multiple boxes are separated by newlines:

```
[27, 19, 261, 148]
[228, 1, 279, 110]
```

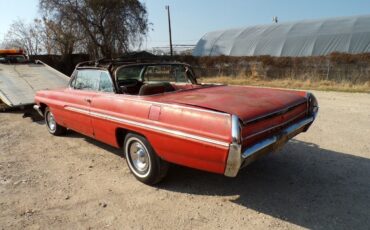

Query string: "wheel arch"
[115, 127, 149, 149]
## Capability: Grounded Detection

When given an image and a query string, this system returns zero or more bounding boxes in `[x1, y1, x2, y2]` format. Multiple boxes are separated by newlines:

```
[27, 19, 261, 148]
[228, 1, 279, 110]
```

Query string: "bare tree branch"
[39, 0, 149, 58]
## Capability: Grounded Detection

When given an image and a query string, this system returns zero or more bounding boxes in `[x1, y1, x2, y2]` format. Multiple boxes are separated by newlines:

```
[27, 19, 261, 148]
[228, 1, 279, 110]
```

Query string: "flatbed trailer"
[0, 49, 69, 110]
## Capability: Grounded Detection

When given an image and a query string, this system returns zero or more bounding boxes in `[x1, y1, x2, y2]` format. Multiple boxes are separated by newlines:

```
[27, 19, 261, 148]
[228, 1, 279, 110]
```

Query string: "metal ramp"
[0, 61, 69, 108]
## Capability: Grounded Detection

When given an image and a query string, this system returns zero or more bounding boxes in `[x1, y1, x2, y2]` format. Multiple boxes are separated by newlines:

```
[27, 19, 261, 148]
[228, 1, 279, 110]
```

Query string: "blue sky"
[1, 0, 370, 49]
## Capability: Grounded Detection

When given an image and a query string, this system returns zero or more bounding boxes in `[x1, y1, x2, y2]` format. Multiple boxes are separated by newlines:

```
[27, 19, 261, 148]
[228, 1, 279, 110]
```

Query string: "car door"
[62, 69, 101, 137]
[89, 71, 118, 146]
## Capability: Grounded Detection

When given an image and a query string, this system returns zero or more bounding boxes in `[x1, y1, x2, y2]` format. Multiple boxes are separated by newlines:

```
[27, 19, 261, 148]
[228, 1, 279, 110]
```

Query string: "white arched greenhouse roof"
[193, 15, 370, 57]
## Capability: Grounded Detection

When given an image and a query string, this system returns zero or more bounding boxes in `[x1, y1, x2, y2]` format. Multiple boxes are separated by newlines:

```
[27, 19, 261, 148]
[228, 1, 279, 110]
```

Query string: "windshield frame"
[114, 63, 197, 87]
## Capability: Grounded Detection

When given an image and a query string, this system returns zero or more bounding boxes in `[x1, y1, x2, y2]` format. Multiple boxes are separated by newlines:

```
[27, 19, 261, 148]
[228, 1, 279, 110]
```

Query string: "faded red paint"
[35, 84, 310, 175]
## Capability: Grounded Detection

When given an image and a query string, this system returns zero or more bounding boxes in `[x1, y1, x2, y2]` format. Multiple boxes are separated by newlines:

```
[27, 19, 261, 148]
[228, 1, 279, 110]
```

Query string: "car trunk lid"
[155, 85, 307, 122]
[154, 85, 309, 148]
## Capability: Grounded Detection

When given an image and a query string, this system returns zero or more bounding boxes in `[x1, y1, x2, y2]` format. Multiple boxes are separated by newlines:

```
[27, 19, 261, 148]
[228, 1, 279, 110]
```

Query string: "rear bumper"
[224, 116, 315, 177]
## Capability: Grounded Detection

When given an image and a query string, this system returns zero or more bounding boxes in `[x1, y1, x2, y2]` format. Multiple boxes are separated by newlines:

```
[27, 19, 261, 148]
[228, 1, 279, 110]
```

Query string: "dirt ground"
[0, 90, 369, 230]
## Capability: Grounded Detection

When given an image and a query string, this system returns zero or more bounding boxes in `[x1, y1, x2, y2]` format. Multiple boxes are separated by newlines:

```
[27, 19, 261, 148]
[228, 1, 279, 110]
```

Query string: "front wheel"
[124, 133, 168, 185]
[44, 107, 67, 136]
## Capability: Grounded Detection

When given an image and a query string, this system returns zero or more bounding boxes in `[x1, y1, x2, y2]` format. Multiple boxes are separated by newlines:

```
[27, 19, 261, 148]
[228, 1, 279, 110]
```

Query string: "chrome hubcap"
[129, 142, 149, 173]
[47, 112, 56, 131]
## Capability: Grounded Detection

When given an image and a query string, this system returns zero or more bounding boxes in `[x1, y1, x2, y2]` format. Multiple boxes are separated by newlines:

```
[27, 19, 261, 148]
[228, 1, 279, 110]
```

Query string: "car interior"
[116, 64, 198, 96]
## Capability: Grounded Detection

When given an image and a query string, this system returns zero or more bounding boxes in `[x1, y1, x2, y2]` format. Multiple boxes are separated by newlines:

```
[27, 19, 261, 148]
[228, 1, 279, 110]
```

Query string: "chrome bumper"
[33, 104, 44, 117]
[224, 116, 315, 177]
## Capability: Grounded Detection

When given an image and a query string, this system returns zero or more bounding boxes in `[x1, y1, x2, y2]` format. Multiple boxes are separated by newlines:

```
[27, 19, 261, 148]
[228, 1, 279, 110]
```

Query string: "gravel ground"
[0, 90, 369, 230]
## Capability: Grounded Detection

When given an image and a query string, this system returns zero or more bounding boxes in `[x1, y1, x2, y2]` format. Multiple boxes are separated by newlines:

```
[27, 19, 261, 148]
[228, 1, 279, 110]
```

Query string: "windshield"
[143, 65, 189, 83]
[116, 65, 144, 81]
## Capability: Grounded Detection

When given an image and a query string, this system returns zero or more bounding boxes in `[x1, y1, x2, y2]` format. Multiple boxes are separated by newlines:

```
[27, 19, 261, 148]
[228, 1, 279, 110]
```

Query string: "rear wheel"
[124, 133, 168, 185]
[45, 107, 67, 136]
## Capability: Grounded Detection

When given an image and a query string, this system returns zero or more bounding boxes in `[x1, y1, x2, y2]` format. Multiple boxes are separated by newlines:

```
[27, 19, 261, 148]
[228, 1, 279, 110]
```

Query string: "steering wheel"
[118, 79, 144, 94]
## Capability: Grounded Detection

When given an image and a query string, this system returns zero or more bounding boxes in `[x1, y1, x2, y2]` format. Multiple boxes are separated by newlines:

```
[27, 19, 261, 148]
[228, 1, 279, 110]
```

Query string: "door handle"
[84, 98, 91, 103]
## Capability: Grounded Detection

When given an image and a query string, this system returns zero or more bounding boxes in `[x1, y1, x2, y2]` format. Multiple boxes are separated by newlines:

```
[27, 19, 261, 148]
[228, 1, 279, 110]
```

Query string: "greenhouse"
[193, 15, 370, 57]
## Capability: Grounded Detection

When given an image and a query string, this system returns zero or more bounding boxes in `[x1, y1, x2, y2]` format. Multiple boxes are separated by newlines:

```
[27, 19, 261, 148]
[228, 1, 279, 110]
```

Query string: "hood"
[155, 85, 307, 122]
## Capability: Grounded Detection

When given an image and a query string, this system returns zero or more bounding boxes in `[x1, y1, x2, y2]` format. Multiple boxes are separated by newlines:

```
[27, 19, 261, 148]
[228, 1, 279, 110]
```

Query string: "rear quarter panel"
[90, 94, 232, 174]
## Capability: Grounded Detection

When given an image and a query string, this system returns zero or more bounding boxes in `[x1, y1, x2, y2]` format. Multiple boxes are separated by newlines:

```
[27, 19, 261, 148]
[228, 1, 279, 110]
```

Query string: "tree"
[2, 19, 44, 55]
[42, 17, 83, 55]
[39, 0, 149, 58]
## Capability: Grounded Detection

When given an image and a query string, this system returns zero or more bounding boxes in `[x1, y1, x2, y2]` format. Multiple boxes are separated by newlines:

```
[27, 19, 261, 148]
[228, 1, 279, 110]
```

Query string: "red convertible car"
[34, 59, 318, 184]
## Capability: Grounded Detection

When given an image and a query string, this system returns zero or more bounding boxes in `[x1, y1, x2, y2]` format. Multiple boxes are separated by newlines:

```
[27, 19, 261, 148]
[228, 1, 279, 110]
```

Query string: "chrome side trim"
[65, 106, 89, 115]
[242, 117, 314, 159]
[64, 106, 230, 148]
[113, 95, 230, 117]
[224, 115, 242, 177]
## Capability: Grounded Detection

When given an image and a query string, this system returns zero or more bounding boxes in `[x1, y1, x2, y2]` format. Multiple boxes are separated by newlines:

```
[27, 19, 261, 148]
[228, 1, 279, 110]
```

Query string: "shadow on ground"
[22, 116, 369, 230]
[67, 130, 124, 157]
[159, 140, 370, 230]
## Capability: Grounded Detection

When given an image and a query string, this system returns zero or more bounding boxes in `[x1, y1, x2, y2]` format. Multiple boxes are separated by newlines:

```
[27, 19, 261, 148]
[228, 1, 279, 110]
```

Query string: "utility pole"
[165, 5, 173, 56]
[272, 16, 278, 23]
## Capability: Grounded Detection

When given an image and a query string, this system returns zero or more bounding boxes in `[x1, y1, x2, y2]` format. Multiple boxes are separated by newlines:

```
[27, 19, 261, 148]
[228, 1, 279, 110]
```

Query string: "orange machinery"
[0, 49, 26, 55]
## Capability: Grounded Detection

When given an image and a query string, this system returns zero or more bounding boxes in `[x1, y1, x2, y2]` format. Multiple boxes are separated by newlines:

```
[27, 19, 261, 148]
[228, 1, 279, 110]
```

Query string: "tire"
[124, 133, 168, 185]
[44, 107, 67, 136]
